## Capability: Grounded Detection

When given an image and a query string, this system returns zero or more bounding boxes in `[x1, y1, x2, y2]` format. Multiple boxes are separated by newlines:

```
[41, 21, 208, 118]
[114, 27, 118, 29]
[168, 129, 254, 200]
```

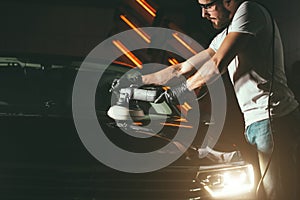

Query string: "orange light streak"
[173, 32, 197, 55]
[174, 118, 188, 122]
[179, 102, 192, 114]
[113, 60, 135, 68]
[133, 122, 143, 126]
[168, 58, 176, 65]
[183, 102, 192, 110]
[162, 86, 170, 91]
[172, 58, 179, 64]
[168, 58, 179, 65]
[182, 105, 189, 112]
[160, 122, 193, 129]
[112, 40, 143, 69]
[141, 0, 156, 13]
[120, 15, 151, 43]
[136, 0, 156, 17]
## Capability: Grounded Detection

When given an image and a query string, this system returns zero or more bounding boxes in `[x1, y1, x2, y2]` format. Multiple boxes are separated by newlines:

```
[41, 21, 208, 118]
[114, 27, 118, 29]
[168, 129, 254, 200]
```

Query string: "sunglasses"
[199, 0, 221, 10]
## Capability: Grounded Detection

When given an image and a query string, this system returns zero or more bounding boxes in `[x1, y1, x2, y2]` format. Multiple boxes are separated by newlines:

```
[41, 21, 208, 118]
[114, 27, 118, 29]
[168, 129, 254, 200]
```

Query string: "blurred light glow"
[173, 32, 197, 55]
[120, 15, 151, 43]
[202, 164, 255, 198]
[162, 86, 170, 91]
[168, 58, 179, 65]
[160, 122, 193, 129]
[112, 40, 143, 69]
[174, 117, 188, 122]
[183, 102, 192, 111]
[136, 0, 156, 17]
[133, 122, 143, 126]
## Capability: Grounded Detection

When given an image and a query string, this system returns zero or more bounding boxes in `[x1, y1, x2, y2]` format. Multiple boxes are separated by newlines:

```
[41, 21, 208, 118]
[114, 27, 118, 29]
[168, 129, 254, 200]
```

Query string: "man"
[141, 0, 300, 199]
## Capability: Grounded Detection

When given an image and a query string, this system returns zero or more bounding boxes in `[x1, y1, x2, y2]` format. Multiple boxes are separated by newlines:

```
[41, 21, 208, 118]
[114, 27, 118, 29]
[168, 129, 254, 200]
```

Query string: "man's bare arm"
[142, 48, 213, 85]
[186, 32, 253, 91]
[142, 63, 181, 85]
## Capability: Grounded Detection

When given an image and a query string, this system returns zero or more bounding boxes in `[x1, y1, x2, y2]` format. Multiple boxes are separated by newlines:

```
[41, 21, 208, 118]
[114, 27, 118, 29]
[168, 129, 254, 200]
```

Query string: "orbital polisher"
[107, 85, 166, 121]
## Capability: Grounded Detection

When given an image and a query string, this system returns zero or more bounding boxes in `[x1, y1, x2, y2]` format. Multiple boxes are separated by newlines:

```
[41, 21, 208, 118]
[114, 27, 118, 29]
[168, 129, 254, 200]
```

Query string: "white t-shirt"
[209, 1, 298, 127]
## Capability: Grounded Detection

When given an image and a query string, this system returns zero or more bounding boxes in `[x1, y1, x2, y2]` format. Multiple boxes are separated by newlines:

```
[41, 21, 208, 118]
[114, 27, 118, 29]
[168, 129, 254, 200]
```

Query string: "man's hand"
[110, 69, 143, 93]
[142, 64, 182, 85]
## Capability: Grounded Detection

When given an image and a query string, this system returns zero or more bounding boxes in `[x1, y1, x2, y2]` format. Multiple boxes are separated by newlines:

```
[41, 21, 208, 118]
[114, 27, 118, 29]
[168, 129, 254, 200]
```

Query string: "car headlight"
[196, 163, 255, 199]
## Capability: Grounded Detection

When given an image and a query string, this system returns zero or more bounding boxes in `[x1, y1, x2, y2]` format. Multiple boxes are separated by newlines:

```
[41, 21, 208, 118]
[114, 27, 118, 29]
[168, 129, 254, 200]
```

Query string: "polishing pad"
[107, 105, 145, 121]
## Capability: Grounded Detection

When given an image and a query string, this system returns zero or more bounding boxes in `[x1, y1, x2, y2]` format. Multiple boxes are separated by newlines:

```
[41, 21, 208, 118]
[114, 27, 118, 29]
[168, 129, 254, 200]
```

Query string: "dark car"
[0, 55, 256, 200]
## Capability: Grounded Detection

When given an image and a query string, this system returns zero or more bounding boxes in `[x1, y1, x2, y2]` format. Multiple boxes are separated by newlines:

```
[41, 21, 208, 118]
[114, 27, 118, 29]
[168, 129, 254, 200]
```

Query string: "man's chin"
[212, 22, 230, 30]
[212, 23, 222, 30]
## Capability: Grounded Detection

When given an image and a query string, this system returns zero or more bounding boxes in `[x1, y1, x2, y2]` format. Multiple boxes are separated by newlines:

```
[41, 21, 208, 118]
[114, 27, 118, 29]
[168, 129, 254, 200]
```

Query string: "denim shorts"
[245, 119, 274, 154]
